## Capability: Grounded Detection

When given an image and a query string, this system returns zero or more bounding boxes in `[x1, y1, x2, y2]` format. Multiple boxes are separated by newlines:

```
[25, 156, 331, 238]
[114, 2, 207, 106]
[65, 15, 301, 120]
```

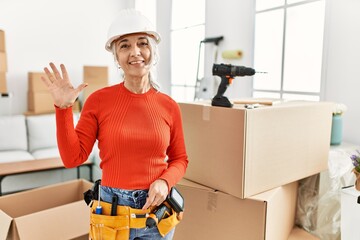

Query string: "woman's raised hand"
[41, 62, 87, 108]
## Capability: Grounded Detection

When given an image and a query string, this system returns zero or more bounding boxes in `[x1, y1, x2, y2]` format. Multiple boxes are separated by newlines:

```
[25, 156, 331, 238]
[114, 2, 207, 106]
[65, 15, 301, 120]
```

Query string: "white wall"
[1, 0, 359, 144]
[0, 0, 129, 114]
[156, 0, 172, 95]
[205, 0, 255, 99]
[323, 0, 360, 144]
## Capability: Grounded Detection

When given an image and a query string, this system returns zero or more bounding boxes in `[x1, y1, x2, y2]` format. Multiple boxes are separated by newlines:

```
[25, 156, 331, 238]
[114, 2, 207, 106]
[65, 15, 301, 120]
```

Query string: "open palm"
[41, 62, 87, 108]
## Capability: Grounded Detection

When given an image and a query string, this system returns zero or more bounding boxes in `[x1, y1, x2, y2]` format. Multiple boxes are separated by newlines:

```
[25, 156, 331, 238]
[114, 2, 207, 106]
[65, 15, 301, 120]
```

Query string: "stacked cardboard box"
[0, 30, 12, 115]
[175, 100, 333, 239]
[27, 72, 81, 114]
[82, 66, 108, 103]
[0, 30, 7, 93]
[27, 72, 55, 114]
[174, 179, 298, 240]
[0, 179, 92, 240]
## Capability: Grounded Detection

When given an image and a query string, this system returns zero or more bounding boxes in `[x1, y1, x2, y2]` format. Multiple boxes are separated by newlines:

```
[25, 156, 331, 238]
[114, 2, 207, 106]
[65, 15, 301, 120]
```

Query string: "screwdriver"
[95, 184, 102, 214]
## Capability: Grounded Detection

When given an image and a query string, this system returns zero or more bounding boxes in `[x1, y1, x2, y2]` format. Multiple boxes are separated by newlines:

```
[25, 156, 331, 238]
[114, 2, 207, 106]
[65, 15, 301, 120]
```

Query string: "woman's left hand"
[142, 179, 169, 210]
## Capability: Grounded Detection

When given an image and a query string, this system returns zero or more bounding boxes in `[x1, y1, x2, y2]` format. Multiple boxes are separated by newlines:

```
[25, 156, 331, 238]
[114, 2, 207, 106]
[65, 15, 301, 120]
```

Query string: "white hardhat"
[105, 9, 161, 52]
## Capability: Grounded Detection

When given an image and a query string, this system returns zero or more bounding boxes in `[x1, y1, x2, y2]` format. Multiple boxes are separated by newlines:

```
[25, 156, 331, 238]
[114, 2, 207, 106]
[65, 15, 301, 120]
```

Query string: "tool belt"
[90, 200, 180, 240]
[84, 180, 182, 240]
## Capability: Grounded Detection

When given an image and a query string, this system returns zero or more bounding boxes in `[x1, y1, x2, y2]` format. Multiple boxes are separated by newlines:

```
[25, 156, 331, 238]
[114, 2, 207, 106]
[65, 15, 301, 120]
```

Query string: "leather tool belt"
[89, 200, 181, 240]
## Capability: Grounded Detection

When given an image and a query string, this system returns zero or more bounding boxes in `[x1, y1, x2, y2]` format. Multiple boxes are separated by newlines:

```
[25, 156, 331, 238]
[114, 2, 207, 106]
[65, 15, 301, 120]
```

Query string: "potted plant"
[350, 151, 360, 191]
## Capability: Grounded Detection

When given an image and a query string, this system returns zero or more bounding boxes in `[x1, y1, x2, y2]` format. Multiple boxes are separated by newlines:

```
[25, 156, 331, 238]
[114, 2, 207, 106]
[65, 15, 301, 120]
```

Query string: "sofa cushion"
[27, 113, 80, 153]
[27, 114, 57, 153]
[31, 147, 60, 159]
[0, 150, 34, 163]
[0, 115, 28, 151]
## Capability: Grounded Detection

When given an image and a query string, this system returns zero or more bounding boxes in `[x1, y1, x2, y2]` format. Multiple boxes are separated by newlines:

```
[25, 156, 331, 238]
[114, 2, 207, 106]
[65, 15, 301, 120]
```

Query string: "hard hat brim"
[105, 31, 161, 52]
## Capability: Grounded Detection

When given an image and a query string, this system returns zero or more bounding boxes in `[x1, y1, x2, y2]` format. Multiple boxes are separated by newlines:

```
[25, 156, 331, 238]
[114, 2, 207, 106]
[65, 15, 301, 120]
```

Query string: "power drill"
[145, 202, 172, 229]
[145, 187, 184, 229]
[212, 63, 257, 108]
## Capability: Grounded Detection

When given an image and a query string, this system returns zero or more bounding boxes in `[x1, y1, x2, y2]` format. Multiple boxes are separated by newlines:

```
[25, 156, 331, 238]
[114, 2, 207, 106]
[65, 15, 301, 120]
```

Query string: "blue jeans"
[100, 186, 175, 240]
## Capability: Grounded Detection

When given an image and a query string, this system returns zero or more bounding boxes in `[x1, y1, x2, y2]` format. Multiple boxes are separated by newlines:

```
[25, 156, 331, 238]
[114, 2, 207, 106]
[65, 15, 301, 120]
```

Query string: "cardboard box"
[179, 101, 332, 199]
[83, 83, 107, 103]
[0, 179, 92, 240]
[83, 66, 108, 84]
[288, 227, 320, 240]
[0, 72, 7, 93]
[0, 51, 7, 72]
[28, 72, 49, 92]
[0, 30, 5, 52]
[341, 186, 360, 240]
[28, 91, 55, 113]
[174, 178, 298, 240]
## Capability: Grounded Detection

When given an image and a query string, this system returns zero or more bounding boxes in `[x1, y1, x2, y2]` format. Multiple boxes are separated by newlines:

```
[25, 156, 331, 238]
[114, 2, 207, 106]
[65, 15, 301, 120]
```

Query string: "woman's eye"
[139, 41, 149, 47]
[120, 44, 129, 49]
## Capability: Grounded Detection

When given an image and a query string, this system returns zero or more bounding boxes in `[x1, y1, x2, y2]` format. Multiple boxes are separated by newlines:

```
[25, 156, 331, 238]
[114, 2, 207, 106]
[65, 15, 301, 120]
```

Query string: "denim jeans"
[100, 186, 175, 240]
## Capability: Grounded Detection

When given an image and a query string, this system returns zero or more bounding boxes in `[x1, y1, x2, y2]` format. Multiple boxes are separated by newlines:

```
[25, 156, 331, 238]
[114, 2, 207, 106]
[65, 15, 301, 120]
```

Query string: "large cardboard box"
[0, 30, 5, 52]
[0, 179, 92, 240]
[288, 227, 320, 240]
[83, 66, 108, 84]
[28, 91, 55, 113]
[28, 72, 49, 92]
[174, 178, 298, 240]
[0, 51, 7, 72]
[341, 186, 360, 240]
[0, 72, 7, 93]
[179, 101, 332, 199]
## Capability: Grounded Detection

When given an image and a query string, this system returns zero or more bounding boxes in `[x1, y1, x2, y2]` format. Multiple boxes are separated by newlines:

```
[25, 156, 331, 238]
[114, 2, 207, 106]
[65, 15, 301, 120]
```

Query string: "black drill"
[145, 187, 184, 230]
[145, 202, 172, 229]
[212, 63, 256, 108]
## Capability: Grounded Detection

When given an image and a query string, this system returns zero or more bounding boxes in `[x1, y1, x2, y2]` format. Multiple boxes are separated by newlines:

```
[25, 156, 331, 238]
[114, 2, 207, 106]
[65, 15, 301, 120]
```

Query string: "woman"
[41, 9, 188, 240]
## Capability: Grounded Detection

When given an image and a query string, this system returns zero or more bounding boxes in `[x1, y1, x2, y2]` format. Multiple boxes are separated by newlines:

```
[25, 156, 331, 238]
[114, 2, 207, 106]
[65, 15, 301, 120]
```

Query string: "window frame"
[253, 0, 326, 101]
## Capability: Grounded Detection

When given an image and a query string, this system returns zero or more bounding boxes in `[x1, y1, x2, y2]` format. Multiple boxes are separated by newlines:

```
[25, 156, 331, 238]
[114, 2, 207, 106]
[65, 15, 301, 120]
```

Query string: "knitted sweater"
[55, 82, 188, 190]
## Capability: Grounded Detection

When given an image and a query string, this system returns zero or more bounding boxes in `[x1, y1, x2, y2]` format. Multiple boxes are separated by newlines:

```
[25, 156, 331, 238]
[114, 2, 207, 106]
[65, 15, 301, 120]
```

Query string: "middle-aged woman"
[41, 9, 188, 240]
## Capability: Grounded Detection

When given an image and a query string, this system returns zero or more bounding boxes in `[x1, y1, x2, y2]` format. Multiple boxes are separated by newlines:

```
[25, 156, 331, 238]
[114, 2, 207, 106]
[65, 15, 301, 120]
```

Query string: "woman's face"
[114, 33, 152, 79]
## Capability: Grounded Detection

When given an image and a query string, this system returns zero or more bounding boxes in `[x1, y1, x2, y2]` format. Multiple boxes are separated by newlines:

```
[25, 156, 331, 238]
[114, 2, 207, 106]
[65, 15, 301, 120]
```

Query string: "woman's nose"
[130, 45, 141, 56]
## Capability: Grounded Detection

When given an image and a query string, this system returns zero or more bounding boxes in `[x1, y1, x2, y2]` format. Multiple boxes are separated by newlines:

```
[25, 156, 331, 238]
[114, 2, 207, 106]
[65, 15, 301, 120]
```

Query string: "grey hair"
[111, 35, 161, 91]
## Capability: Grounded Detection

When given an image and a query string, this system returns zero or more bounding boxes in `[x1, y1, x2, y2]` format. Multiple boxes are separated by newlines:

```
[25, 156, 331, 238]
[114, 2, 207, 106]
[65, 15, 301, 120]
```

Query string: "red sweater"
[55, 82, 188, 190]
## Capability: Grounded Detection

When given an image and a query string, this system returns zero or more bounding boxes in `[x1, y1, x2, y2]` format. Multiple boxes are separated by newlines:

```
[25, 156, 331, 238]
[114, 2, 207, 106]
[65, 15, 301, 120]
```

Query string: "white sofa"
[0, 113, 100, 194]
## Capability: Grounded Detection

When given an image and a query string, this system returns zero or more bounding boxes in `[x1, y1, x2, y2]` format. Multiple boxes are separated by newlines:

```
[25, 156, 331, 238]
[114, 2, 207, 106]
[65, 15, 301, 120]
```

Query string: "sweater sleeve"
[56, 95, 98, 168]
[160, 102, 189, 189]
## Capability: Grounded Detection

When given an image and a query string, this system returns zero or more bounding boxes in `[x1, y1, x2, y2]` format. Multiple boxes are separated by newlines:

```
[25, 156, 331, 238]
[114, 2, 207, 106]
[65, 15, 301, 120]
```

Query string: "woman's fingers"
[142, 179, 169, 210]
[49, 62, 62, 80]
[60, 64, 69, 81]
[75, 83, 88, 94]
[43, 66, 55, 82]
